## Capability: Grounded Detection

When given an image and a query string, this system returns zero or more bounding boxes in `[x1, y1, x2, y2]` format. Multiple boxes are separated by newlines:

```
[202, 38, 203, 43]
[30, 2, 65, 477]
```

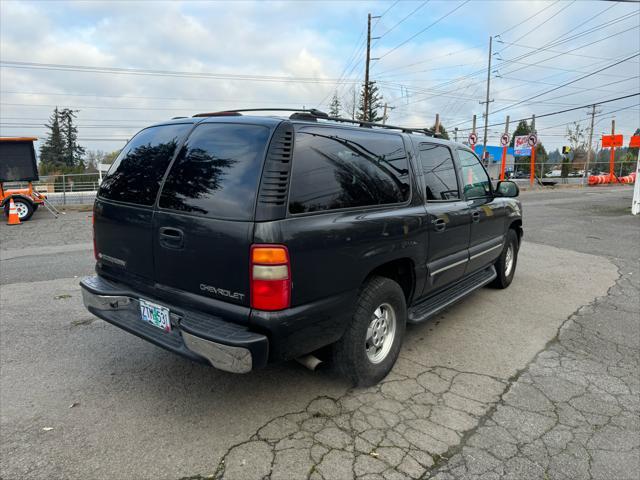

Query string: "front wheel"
[491, 229, 519, 289]
[332, 276, 406, 386]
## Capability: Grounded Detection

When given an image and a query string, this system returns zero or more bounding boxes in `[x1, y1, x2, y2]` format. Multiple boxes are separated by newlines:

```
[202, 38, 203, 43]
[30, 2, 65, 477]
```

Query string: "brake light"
[250, 245, 290, 311]
[92, 210, 98, 261]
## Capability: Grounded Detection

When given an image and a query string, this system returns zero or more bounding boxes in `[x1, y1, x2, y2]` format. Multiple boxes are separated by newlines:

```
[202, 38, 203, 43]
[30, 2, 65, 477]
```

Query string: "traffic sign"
[527, 133, 538, 147]
[500, 133, 510, 147]
[468, 132, 478, 145]
[630, 135, 640, 148]
[562, 146, 571, 154]
[602, 134, 623, 147]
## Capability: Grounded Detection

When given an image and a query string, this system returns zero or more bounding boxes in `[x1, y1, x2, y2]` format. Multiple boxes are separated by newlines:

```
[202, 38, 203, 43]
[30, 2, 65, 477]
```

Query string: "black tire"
[491, 229, 519, 289]
[13, 199, 35, 222]
[332, 276, 407, 386]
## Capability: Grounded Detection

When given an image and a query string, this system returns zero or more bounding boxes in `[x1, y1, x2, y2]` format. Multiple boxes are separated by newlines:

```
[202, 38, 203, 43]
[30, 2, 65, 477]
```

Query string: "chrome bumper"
[81, 288, 254, 373]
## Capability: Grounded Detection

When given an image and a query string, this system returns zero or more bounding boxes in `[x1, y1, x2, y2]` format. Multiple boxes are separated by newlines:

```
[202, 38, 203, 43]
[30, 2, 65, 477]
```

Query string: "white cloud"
[1, 0, 638, 154]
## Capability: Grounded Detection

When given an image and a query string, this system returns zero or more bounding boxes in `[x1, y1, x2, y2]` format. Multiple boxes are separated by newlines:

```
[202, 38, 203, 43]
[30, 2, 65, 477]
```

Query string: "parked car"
[80, 109, 523, 386]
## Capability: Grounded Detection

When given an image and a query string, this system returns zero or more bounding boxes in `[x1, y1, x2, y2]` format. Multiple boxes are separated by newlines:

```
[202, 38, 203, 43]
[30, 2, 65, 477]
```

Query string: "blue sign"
[473, 145, 514, 163]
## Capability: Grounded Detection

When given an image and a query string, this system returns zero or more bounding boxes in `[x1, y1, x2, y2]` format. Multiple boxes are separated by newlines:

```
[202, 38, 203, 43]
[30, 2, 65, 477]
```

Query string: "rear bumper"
[80, 275, 268, 373]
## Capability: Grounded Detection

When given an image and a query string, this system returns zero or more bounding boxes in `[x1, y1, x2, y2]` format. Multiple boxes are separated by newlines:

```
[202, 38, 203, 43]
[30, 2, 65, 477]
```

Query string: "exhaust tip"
[296, 354, 323, 371]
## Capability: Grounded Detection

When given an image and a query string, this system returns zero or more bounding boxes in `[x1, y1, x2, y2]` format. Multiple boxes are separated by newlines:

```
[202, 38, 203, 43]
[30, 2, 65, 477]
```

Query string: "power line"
[497, 0, 562, 38]
[0, 61, 363, 84]
[490, 53, 639, 115]
[451, 93, 640, 131]
[377, 0, 470, 60]
[503, 0, 577, 49]
[378, 1, 430, 39]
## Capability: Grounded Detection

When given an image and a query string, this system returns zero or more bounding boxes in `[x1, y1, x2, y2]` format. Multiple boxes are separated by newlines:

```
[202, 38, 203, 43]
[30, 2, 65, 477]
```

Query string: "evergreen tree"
[356, 81, 383, 123]
[329, 92, 341, 117]
[59, 108, 85, 168]
[39, 107, 66, 170]
[508, 119, 533, 174]
[509, 120, 531, 148]
[430, 122, 450, 140]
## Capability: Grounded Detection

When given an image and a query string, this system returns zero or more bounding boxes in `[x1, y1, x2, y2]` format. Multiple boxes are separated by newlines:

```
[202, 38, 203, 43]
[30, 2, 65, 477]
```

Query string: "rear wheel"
[13, 199, 35, 221]
[332, 276, 406, 386]
[491, 229, 519, 289]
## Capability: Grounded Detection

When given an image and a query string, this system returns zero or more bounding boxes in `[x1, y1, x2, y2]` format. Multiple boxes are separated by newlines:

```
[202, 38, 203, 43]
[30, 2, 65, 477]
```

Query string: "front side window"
[98, 124, 191, 205]
[159, 123, 270, 220]
[289, 128, 410, 214]
[458, 149, 492, 199]
[418, 143, 459, 201]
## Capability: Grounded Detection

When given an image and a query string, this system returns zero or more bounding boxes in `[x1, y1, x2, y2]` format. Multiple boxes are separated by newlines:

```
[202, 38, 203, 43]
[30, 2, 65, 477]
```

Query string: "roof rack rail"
[196, 108, 438, 137]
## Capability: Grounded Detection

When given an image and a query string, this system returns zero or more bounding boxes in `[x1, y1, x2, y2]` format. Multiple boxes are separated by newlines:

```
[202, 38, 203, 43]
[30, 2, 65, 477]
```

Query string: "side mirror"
[495, 181, 519, 197]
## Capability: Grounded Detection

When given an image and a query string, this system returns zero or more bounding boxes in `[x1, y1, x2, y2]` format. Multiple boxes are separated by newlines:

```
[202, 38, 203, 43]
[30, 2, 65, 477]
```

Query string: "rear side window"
[417, 143, 459, 201]
[289, 127, 410, 214]
[99, 124, 190, 205]
[159, 123, 270, 220]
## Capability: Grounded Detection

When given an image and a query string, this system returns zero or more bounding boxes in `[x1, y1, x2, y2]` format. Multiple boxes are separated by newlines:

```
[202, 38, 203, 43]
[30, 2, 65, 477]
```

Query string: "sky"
[1, 0, 639, 156]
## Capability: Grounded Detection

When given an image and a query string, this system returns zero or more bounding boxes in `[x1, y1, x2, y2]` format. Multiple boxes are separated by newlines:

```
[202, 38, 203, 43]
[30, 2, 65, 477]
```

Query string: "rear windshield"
[158, 123, 270, 220]
[98, 124, 191, 206]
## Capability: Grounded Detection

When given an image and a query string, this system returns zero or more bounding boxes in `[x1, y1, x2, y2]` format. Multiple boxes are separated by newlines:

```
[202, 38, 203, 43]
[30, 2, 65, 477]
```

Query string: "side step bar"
[408, 266, 497, 324]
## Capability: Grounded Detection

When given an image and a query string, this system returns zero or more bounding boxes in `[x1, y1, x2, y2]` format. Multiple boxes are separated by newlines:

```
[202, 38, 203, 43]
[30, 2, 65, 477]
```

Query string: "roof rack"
[193, 108, 438, 137]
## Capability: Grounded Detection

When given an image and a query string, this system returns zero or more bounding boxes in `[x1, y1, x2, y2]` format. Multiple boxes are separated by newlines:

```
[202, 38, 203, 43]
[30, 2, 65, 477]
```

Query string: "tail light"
[92, 209, 98, 261]
[250, 245, 290, 311]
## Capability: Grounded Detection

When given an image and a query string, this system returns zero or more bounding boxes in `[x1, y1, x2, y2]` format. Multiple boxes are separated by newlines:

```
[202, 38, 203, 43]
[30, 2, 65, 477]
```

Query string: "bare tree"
[566, 121, 587, 169]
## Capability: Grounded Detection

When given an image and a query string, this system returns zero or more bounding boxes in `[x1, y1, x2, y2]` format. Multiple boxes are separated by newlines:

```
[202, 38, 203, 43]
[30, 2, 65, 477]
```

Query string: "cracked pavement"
[1, 187, 638, 480]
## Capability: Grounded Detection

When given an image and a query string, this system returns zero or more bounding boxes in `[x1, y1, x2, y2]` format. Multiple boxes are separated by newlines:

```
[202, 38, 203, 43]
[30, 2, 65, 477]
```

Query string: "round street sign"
[527, 133, 538, 147]
[468, 132, 478, 145]
[500, 133, 510, 146]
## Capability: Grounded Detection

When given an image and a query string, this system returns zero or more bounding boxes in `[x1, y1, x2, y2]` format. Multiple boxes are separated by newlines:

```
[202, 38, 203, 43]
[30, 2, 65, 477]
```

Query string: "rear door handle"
[159, 227, 184, 249]
[471, 211, 481, 223]
[433, 218, 446, 232]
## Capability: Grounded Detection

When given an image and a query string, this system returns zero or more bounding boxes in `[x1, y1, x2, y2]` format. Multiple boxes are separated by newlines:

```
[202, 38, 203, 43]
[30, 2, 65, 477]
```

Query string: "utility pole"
[454, 127, 459, 142]
[435, 113, 440, 136]
[364, 13, 372, 122]
[382, 103, 395, 125]
[480, 36, 494, 164]
[530, 114, 536, 186]
[499, 115, 510, 181]
[362, 13, 380, 122]
[609, 119, 616, 183]
[583, 104, 597, 186]
[351, 87, 356, 120]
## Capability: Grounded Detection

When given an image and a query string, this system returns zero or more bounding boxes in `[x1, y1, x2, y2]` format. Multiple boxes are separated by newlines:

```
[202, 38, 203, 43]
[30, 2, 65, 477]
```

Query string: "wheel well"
[366, 258, 415, 303]
[509, 219, 523, 245]
[1, 195, 34, 208]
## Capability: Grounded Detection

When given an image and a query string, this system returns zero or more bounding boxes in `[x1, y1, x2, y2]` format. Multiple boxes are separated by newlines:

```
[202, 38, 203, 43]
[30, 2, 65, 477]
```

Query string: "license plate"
[139, 299, 171, 332]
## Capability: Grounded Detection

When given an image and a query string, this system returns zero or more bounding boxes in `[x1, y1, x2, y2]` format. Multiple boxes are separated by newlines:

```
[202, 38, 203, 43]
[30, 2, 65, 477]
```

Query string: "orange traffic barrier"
[588, 174, 621, 185]
[7, 198, 21, 225]
[618, 172, 637, 184]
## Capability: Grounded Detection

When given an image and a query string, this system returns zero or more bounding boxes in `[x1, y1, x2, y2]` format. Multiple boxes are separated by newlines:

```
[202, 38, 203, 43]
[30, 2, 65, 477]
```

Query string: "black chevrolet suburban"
[80, 109, 522, 386]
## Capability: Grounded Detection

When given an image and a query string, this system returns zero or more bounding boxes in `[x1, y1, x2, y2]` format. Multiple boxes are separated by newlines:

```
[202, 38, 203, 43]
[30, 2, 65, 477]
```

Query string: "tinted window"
[159, 123, 270, 220]
[458, 149, 492, 199]
[418, 143, 459, 201]
[99, 124, 190, 205]
[289, 128, 410, 214]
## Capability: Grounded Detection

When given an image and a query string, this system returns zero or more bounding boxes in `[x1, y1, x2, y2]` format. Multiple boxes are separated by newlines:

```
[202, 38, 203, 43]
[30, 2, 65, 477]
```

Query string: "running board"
[408, 266, 497, 324]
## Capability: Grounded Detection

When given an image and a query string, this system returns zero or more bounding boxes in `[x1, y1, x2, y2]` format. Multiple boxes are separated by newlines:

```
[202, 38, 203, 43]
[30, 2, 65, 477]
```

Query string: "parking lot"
[1, 187, 638, 480]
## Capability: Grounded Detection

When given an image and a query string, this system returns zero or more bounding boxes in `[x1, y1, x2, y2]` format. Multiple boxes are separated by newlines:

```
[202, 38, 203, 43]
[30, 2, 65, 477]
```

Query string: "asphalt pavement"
[0, 186, 637, 480]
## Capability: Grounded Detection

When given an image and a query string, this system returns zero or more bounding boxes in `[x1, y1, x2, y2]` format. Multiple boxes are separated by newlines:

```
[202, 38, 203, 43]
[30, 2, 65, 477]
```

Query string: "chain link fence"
[5, 173, 100, 205]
